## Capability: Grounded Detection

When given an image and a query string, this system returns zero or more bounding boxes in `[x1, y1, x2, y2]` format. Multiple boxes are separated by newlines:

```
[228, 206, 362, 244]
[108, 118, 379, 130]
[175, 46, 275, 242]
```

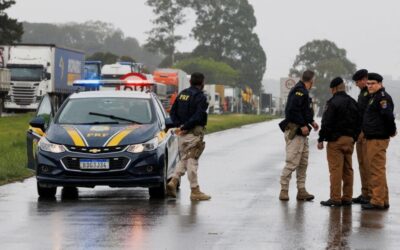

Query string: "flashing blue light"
[73, 80, 102, 87]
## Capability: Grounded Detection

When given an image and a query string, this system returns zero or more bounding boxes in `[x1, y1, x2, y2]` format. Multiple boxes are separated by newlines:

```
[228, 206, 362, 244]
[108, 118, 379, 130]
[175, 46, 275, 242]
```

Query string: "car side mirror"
[165, 117, 175, 130]
[45, 72, 51, 80]
[29, 116, 46, 132]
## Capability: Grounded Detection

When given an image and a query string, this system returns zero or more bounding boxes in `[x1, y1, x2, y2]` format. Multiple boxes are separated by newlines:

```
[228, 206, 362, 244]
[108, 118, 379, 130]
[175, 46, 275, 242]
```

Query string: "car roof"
[69, 91, 153, 99]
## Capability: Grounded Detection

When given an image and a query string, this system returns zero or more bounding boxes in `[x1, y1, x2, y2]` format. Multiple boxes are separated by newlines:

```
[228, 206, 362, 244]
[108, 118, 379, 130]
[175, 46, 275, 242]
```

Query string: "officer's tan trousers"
[280, 131, 309, 190]
[356, 132, 370, 198]
[366, 139, 390, 207]
[172, 133, 204, 188]
[327, 136, 354, 202]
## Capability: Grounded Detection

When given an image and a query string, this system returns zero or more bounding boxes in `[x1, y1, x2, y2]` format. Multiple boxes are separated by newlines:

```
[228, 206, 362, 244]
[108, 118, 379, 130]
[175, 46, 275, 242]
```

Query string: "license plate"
[79, 159, 109, 170]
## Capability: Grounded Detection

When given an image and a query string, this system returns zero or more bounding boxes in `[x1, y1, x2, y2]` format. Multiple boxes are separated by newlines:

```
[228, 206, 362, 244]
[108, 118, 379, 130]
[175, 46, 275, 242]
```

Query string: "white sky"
[8, 0, 400, 79]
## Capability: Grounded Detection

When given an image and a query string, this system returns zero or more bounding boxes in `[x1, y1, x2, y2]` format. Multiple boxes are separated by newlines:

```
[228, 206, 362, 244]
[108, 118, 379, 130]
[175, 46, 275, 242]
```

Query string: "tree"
[0, 0, 23, 44]
[173, 57, 239, 85]
[290, 39, 356, 115]
[187, 0, 266, 93]
[87, 52, 119, 65]
[145, 0, 186, 66]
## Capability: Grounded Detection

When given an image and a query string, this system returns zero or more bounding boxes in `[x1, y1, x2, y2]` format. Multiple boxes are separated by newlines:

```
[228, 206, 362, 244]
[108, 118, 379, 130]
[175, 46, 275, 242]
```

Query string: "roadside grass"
[0, 113, 35, 185]
[206, 114, 275, 134]
[0, 113, 275, 185]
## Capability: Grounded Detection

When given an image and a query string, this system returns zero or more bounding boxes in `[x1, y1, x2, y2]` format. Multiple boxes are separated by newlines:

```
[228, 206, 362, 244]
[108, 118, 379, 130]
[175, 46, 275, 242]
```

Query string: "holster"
[286, 123, 299, 140]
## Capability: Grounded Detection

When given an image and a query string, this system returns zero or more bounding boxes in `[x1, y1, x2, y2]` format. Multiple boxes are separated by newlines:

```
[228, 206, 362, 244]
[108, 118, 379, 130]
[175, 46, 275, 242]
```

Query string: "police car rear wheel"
[149, 157, 167, 199]
[37, 182, 57, 199]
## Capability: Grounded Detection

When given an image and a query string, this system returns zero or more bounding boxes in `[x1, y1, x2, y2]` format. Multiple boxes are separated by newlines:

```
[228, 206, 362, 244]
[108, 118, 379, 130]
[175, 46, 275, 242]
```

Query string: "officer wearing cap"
[278, 70, 319, 201]
[318, 77, 361, 207]
[362, 73, 397, 209]
[352, 69, 371, 204]
[166, 72, 211, 201]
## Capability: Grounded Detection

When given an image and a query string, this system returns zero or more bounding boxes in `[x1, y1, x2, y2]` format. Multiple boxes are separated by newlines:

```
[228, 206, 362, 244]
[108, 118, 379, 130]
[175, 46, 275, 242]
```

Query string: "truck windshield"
[8, 65, 43, 81]
[57, 98, 153, 125]
[84, 64, 100, 80]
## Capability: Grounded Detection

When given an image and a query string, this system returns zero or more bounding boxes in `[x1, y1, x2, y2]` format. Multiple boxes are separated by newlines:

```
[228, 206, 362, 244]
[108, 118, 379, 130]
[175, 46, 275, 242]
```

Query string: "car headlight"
[126, 137, 159, 153]
[38, 137, 65, 153]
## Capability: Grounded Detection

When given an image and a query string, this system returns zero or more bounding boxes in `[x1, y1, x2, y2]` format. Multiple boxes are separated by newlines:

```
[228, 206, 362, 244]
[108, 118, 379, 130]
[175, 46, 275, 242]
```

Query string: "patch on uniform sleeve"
[295, 91, 304, 96]
[369, 99, 374, 105]
[380, 100, 388, 109]
[363, 91, 368, 96]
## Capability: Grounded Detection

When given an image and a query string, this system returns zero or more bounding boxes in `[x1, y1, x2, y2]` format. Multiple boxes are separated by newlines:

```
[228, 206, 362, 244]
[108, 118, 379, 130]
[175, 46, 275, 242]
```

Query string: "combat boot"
[190, 186, 211, 201]
[296, 188, 315, 201]
[166, 178, 179, 198]
[279, 190, 289, 201]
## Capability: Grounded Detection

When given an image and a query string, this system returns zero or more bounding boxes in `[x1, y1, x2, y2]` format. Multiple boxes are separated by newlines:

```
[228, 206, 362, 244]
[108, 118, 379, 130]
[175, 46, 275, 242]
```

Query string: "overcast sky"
[8, 0, 400, 80]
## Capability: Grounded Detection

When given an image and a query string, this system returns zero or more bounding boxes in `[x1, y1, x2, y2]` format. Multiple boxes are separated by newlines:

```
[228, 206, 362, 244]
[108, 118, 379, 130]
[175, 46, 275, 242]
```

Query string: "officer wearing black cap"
[318, 77, 361, 206]
[362, 73, 397, 210]
[352, 69, 371, 204]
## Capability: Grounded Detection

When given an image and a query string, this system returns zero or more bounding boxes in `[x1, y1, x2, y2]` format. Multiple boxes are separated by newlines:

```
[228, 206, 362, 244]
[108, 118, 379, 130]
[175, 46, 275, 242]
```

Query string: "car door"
[152, 95, 179, 172]
[27, 94, 55, 170]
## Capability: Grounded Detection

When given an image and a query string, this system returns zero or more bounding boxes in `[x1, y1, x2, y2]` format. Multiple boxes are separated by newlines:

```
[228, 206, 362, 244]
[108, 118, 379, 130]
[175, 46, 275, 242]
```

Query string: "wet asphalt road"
[1, 120, 400, 250]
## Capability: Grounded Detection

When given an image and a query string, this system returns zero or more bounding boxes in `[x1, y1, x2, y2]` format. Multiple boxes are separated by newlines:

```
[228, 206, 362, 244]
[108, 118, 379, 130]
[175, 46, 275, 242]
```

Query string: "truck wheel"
[37, 182, 57, 199]
[149, 158, 167, 199]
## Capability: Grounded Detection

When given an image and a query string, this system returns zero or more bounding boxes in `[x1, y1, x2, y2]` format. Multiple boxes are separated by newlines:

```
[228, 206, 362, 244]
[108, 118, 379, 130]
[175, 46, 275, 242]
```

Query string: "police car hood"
[46, 123, 158, 147]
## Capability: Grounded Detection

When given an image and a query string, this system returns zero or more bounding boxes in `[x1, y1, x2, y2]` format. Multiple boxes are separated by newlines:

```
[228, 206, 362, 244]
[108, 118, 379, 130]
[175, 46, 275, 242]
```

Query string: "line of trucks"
[0, 44, 259, 115]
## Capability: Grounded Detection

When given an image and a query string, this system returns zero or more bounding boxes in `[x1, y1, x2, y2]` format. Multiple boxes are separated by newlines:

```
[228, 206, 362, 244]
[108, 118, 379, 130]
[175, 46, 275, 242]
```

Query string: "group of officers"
[280, 69, 397, 210]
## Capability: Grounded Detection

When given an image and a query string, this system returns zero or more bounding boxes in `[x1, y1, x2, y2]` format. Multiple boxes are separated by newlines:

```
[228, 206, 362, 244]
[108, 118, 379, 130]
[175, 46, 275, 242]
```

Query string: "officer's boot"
[296, 188, 315, 201]
[190, 186, 211, 201]
[279, 189, 289, 201]
[166, 177, 179, 198]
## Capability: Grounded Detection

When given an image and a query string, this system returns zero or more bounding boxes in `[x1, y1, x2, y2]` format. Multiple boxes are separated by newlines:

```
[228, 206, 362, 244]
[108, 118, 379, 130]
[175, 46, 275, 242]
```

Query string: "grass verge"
[0, 113, 275, 185]
[0, 113, 35, 185]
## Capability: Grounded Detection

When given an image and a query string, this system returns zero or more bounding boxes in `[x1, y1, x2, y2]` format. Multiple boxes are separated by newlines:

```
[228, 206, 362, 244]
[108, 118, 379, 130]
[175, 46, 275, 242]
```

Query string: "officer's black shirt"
[363, 88, 396, 139]
[358, 86, 370, 119]
[318, 91, 361, 142]
[170, 86, 208, 131]
[285, 81, 314, 127]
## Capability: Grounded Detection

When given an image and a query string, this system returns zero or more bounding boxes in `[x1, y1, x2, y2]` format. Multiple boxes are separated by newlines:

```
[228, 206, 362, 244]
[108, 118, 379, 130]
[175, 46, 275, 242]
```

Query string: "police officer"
[362, 73, 397, 210]
[352, 69, 371, 204]
[166, 72, 211, 201]
[278, 70, 319, 201]
[318, 77, 361, 206]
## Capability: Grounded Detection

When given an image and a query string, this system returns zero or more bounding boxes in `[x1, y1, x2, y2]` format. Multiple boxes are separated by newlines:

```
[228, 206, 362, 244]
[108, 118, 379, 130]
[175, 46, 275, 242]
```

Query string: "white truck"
[203, 84, 223, 114]
[101, 62, 142, 80]
[0, 68, 10, 115]
[3, 44, 85, 111]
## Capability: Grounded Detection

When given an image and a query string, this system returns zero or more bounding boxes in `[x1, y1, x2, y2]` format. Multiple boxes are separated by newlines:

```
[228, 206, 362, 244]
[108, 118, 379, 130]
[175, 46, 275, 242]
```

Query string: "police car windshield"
[57, 98, 153, 125]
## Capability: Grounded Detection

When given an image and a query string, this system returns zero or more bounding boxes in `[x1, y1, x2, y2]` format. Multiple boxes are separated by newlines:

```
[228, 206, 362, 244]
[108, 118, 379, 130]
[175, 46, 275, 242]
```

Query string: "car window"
[152, 97, 166, 127]
[57, 97, 153, 124]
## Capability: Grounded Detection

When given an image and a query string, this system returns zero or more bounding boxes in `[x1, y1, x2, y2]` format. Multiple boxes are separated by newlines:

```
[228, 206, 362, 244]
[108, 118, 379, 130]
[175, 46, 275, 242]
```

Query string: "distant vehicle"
[101, 62, 143, 80]
[2, 44, 84, 111]
[27, 90, 179, 199]
[204, 84, 224, 114]
[153, 68, 190, 111]
[84, 61, 102, 80]
[0, 68, 10, 115]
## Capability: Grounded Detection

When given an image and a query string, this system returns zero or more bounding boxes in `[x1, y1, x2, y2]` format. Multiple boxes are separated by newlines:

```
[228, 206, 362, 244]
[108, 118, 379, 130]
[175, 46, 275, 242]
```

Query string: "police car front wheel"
[37, 182, 57, 199]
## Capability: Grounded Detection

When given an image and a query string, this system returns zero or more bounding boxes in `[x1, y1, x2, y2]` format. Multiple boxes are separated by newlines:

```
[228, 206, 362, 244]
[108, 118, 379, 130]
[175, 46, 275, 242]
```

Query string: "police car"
[27, 89, 179, 199]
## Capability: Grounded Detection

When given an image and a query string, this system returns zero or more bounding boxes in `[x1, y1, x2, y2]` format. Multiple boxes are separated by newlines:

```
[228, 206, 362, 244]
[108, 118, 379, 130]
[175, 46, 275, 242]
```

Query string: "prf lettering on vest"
[179, 95, 190, 101]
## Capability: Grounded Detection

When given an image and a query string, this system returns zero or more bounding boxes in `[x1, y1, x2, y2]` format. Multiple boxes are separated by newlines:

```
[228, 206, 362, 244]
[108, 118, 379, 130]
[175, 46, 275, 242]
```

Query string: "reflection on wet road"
[0, 120, 399, 249]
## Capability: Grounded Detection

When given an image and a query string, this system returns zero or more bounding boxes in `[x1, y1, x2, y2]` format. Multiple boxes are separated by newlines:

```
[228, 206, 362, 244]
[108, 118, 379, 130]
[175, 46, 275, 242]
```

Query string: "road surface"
[0, 120, 399, 249]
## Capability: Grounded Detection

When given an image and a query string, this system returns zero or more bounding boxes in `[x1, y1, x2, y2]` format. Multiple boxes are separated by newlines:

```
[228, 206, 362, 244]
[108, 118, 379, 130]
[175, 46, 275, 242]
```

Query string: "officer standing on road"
[278, 70, 319, 201]
[166, 72, 211, 201]
[318, 77, 361, 207]
[362, 73, 397, 210]
[351, 69, 371, 205]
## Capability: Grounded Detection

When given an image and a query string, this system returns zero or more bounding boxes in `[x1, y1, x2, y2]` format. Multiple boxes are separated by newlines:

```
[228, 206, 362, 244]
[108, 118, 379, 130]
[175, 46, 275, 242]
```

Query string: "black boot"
[361, 203, 385, 210]
[352, 195, 369, 204]
[320, 199, 342, 207]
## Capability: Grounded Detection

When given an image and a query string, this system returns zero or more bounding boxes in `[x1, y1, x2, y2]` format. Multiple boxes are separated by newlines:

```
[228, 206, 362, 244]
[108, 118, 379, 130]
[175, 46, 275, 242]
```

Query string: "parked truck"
[0, 68, 10, 115]
[3, 44, 85, 111]
[84, 61, 102, 80]
[204, 84, 226, 114]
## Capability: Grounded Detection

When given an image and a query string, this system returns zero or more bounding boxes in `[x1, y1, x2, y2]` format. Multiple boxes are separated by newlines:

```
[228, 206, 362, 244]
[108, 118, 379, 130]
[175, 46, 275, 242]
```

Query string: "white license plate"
[79, 159, 109, 170]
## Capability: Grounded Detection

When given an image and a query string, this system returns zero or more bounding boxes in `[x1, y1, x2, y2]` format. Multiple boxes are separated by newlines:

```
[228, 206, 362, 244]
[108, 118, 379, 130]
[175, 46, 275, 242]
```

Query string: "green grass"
[206, 114, 275, 134]
[0, 113, 35, 185]
[0, 113, 275, 185]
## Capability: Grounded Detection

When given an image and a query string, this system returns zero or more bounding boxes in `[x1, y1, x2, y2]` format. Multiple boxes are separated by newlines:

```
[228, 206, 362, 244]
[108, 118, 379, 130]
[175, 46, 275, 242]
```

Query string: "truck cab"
[84, 61, 102, 80]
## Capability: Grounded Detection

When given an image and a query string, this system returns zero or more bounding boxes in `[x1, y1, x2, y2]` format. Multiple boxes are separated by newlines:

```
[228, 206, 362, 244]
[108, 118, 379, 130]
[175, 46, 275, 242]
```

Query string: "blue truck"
[3, 44, 85, 111]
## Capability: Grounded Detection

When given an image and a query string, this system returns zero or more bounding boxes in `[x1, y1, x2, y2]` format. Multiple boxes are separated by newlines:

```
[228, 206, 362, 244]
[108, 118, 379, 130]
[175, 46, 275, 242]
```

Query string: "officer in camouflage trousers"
[278, 70, 319, 201]
[167, 72, 211, 201]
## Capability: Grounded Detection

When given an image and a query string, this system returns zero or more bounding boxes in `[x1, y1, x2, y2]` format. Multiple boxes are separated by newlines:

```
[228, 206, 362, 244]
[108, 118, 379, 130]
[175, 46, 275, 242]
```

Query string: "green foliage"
[145, 0, 187, 66]
[119, 55, 136, 63]
[0, 0, 23, 44]
[174, 57, 239, 85]
[22, 21, 162, 70]
[187, 0, 266, 93]
[87, 52, 119, 65]
[206, 114, 275, 134]
[0, 113, 34, 185]
[290, 39, 356, 114]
